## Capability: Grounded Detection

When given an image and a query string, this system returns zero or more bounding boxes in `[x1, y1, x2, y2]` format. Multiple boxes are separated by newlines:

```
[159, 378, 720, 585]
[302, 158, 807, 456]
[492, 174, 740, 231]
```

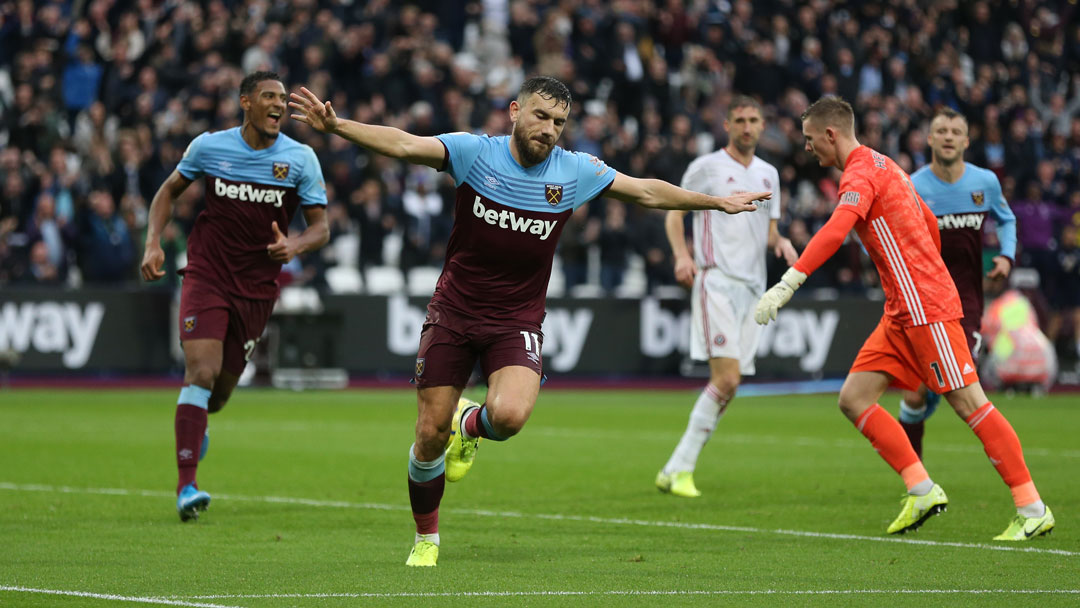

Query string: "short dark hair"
[517, 76, 572, 109]
[240, 71, 282, 97]
[801, 96, 855, 134]
[931, 107, 968, 126]
[728, 95, 762, 118]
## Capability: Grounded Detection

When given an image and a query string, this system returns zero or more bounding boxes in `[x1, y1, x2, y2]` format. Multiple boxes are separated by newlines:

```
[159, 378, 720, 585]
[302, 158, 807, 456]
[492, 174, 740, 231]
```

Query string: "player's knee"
[903, 393, 926, 409]
[184, 363, 220, 390]
[415, 418, 450, 454]
[709, 373, 739, 400]
[488, 405, 528, 438]
[836, 390, 865, 420]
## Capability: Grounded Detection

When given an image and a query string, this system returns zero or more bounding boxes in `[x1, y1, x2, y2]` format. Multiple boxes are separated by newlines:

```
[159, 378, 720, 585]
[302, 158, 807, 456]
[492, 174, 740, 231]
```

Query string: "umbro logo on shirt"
[485, 175, 500, 189]
[727, 176, 736, 184]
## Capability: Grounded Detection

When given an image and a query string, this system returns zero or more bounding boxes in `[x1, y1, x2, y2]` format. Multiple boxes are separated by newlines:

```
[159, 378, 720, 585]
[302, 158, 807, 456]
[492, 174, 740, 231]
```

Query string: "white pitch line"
[1, 482, 1076, 557]
[0, 585, 241, 608]
[526, 426, 1080, 459]
[183, 589, 1080, 599]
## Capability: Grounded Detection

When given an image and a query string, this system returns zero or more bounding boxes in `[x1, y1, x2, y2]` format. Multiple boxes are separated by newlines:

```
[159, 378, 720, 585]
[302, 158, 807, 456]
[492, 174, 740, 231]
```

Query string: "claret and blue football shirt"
[433, 133, 615, 324]
[176, 127, 327, 299]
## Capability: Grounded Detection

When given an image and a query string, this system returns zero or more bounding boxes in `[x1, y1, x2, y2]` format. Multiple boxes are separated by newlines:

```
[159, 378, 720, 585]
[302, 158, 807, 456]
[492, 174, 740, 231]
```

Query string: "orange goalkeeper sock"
[854, 404, 928, 491]
[966, 402, 1040, 508]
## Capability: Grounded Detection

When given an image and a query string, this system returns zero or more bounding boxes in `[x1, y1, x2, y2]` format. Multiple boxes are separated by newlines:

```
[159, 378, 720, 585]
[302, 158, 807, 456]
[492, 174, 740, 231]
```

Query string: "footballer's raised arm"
[289, 86, 445, 169]
[606, 171, 768, 214]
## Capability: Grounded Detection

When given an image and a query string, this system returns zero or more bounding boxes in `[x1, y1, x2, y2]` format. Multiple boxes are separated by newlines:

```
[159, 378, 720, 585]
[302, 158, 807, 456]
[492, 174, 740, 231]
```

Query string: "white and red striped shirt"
[679, 149, 782, 293]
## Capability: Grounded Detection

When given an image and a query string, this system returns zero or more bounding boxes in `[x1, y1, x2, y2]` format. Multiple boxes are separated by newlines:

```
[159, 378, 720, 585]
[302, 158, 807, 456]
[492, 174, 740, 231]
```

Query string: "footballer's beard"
[936, 150, 962, 166]
[733, 136, 758, 156]
[513, 127, 553, 166]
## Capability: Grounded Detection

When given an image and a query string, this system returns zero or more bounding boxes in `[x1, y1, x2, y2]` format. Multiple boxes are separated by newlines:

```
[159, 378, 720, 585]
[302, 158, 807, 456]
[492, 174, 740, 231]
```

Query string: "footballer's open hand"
[719, 190, 770, 214]
[267, 221, 297, 263]
[289, 87, 338, 134]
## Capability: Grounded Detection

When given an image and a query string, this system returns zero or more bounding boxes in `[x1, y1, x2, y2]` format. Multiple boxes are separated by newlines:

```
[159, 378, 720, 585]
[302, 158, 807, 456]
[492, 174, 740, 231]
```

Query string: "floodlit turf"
[1, 387, 1077, 607]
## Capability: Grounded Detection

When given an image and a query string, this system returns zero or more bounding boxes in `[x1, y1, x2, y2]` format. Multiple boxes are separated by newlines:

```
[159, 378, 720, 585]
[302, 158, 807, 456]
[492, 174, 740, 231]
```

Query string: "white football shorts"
[689, 268, 762, 375]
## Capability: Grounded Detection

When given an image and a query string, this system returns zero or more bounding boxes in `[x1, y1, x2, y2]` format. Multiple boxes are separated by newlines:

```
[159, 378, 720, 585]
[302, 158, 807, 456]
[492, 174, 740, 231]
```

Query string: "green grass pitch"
[1, 387, 1077, 607]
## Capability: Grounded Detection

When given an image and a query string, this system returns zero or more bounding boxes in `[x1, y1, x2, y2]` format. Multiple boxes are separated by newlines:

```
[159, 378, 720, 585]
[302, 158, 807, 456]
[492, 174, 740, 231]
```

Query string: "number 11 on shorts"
[520, 331, 541, 357]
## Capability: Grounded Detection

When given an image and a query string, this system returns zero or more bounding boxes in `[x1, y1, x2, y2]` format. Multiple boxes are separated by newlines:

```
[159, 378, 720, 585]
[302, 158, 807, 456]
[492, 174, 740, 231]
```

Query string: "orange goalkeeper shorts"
[850, 317, 978, 393]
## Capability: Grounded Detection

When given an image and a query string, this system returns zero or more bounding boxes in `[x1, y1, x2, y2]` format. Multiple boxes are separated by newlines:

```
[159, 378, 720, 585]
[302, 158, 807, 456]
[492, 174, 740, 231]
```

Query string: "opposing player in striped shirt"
[755, 97, 1053, 540]
[655, 96, 797, 498]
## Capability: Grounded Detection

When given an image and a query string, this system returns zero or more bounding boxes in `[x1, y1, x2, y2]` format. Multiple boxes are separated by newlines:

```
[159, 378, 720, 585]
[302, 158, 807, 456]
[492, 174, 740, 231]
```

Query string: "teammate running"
[897, 108, 1017, 457]
[755, 96, 1053, 540]
[289, 76, 770, 566]
[141, 71, 329, 522]
[656, 96, 797, 498]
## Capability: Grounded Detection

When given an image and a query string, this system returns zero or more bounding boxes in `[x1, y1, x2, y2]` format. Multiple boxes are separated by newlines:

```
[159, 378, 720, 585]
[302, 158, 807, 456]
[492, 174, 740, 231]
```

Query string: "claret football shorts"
[413, 304, 544, 388]
[178, 275, 274, 376]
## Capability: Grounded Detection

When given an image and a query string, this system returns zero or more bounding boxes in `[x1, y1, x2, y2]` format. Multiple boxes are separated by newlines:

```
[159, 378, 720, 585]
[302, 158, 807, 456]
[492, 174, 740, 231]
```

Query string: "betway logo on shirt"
[214, 178, 286, 207]
[473, 197, 557, 240]
[938, 213, 985, 230]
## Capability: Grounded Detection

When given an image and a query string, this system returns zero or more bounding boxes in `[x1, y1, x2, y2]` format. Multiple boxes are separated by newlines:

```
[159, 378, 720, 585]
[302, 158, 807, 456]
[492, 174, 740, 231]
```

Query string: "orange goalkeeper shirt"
[795, 146, 963, 327]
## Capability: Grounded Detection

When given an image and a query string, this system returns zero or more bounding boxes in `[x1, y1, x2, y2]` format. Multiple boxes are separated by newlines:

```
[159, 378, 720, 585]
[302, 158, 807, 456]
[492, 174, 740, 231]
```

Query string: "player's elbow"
[315, 223, 331, 248]
[635, 179, 668, 209]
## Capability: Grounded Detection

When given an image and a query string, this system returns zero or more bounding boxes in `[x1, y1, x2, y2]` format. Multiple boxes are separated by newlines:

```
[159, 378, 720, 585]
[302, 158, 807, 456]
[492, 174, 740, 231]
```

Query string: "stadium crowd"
[1, 0, 1079, 359]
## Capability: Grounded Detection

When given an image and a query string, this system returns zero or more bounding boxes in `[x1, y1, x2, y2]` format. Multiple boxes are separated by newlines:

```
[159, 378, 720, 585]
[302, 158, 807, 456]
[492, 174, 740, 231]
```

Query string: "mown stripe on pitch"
[2, 482, 1075, 557]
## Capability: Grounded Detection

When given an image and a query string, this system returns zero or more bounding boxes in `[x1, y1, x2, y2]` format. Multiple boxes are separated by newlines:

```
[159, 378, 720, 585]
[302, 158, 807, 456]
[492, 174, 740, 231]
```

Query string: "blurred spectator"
[24, 193, 72, 279]
[1013, 183, 1070, 302]
[350, 179, 397, 270]
[558, 205, 596, 294]
[1056, 225, 1080, 361]
[632, 206, 674, 294]
[19, 240, 63, 285]
[399, 167, 448, 270]
[598, 200, 631, 294]
[79, 189, 134, 284]
[61, 41, 102, 124]
[0, 0, 1073, 316]
[1029, 73, 1080, 138]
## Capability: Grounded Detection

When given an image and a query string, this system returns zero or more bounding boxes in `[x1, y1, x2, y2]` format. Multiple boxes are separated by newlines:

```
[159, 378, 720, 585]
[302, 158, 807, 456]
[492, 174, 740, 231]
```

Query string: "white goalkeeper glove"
[754, 268, 807, 325]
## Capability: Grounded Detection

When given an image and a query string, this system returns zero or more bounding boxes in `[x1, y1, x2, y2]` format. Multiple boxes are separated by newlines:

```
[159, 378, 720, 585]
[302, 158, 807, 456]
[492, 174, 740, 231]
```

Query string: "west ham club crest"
[970, 190, 985, 206]
[272, 161, 290, 180]
[546, 184, 563, 206]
